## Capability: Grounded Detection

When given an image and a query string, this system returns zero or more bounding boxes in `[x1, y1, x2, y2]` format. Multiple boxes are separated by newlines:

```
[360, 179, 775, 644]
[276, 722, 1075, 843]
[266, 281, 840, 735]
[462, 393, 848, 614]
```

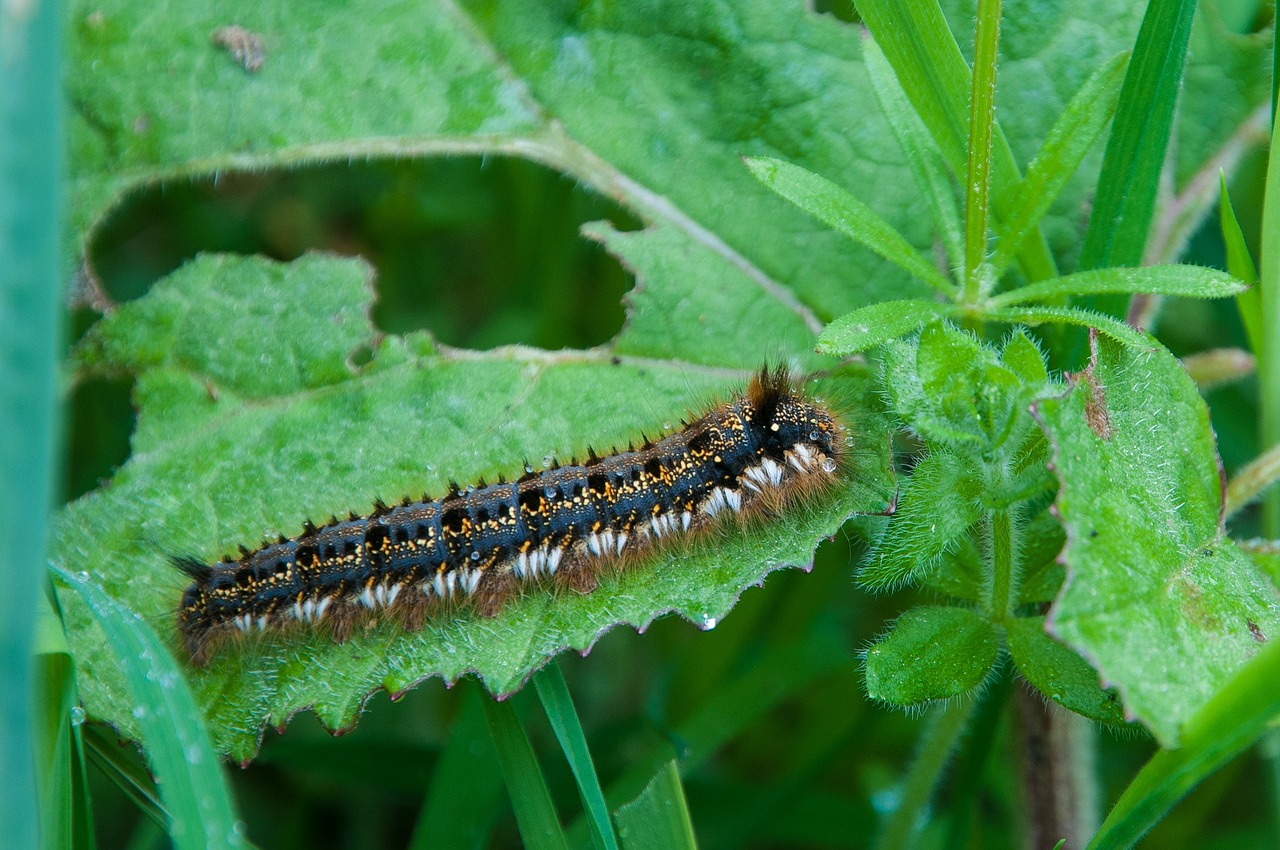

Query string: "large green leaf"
[1034, 336, 1280, 745]
[53, 253, 894, 762]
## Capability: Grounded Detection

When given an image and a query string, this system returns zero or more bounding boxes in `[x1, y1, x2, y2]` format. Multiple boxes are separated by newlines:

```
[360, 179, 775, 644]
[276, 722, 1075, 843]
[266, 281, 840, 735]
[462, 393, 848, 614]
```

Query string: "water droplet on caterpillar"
[821, 458, 837, 473]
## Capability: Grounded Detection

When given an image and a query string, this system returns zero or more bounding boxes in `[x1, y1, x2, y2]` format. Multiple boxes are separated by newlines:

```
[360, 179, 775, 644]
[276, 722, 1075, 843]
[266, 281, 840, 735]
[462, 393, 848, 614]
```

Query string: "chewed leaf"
[1034, 335, 1280, 746]
[53, 253, 895, 762]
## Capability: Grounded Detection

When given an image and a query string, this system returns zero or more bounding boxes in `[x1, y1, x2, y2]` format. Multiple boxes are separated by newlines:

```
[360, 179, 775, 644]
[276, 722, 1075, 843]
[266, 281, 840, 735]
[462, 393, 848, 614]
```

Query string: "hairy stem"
[988, 508, 1016, 623]
[1015, 688, 1098, 850]
[874, 700, 976, 850]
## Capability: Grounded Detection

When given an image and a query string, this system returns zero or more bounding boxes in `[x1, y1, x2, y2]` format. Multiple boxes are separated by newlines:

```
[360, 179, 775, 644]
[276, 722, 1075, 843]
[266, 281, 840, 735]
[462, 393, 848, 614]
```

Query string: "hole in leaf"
[89, 156, 640, 351]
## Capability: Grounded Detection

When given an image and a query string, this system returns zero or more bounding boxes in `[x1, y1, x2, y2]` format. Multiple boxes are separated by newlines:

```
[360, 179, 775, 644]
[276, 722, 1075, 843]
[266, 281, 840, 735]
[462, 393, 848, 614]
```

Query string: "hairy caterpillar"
[176, 366, 847, 664]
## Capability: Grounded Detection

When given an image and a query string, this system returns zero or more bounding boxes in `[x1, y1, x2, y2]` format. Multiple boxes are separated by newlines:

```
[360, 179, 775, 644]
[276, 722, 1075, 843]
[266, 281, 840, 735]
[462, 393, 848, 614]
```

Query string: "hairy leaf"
[865, 606, 998, 705]
[1034, 336, 1280, 745]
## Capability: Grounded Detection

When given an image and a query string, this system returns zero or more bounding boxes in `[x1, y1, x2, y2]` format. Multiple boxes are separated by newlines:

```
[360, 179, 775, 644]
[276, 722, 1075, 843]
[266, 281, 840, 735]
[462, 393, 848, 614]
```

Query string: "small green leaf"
[990, 265, 1246, 307]
[744, 156, 956, 296]
[614, 761, 698, 850]
[1007, 616, 1127, 726]
[989, 52, 1129, 279]
[864, 606, 998, 705]
[1000, 330, 1050, 385]
[1088, 636, 1280, 849]
[1220, 173, 1262, 356]
[863, 35, 964, 273]
[818, 300, 954, 356]
[1035, 336, 1280, 745]
[860, 452, 983, 589]
[54, 568, 247, 850]
[984, 305, 1152, 349]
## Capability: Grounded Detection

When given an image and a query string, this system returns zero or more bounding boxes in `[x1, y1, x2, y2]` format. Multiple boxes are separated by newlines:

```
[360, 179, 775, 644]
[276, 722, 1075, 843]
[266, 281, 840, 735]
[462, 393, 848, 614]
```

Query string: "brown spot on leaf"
[211, 25, 265, 72]
[1083, 377, 1113, 440]
[1249, 619, 1266, 643]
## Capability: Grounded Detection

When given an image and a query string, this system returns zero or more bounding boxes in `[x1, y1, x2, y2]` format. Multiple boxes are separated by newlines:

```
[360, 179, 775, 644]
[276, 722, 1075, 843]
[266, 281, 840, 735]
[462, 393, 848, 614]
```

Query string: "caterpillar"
[175, 366, 847, 665]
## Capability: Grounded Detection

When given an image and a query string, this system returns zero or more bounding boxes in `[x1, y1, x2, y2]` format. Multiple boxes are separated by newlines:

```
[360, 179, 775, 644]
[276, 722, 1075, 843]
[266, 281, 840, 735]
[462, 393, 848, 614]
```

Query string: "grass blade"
[1219, 173, 1262, 356]
[1088, 636, 1280, 849]
[990, 265, 1246, 306]
[855, 0, 1058, 282]
[53, 568, 247, 850]
[1260, 92, 1280, 538]
[409, 682, 505, 850]
[1078, 0, 1196, 276]
[0, 0, 64, 846]
[962, 0, 1002, 300]
[614, 761, 698, 850]
[534, 662, 620, 850]
[863, 34, 964, 275]
[744, 156, 956, 296]
[990, 52, 1130, 280]
[483, 695, 570, 850]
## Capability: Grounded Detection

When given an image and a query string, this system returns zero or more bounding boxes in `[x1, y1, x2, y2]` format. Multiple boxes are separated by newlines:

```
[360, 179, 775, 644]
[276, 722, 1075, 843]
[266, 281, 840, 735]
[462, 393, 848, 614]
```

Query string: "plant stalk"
[963, 0, 1002, 302]
[1016, 688, 1098, 850]
[988, 508, 1016, 623]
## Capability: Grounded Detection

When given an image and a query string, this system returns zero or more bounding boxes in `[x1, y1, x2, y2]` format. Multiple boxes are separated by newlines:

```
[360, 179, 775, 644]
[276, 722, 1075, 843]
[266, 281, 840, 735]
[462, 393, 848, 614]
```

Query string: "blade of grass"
[53, 568, 247, 850]
[82, 725, 167, 832]
[409, 682, 505, 850]
[34, 588, 94, 850]
[533, 662, 620, 850]
[483, 694, 570, 850]
[1078, 0, 1196, 278]
[1088, 634, 1280, 849]
[863, 34, 964, 275]
[614, 760, 698, 850]
[855, 0, 1058, 282]
[1260, 99, 1280, 538]
[1, 0, 64, 845]
[962, 0, 1002, 301]
[1219, 173, 1262, 356]
[743, 156, 956, 296]
[989, 265, 1246, 307]
[990, 52, 1130, 281]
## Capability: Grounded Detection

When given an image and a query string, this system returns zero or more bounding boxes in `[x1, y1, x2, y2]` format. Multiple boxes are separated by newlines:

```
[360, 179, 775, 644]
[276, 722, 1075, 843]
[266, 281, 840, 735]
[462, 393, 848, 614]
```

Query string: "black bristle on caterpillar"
[176, 366, 849, 665]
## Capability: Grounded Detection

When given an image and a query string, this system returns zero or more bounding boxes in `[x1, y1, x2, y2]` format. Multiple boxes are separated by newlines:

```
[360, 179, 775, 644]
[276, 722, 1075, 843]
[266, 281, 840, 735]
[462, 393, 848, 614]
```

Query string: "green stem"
[989, 509, 1015, 623]
[963, 0, 1002, 302]
[874, 700, 976, 850]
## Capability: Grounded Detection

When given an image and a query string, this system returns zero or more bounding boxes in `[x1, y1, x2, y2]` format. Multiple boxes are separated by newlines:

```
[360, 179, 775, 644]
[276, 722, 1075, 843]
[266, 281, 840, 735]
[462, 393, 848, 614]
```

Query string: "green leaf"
[1006, 616, 1126, 726]
[1078, 0, 1195, 274]
[960, 0, 1000, 298]
[53, 568, 247, 850]
[53, 253, 895, 762]
[484, 696, 570, 850]
[984, 305, 1152, 349]
[990, 264, 1247, 307]
[1034, 336, 1280, 746]
[989, 51, 1129, 279]
[614, 761, 697, 850]
[744, 156, 956, 296]
[818, 300, 954, 357]
[863, 35, 964, 274]
[1088, 636, 1280, 849]
[1219, 174, 1262, 357]
[1257, 107, 1280, 537]
[860, 452, 983, 589]
[534, 663, 619, 850]
[864, 606, 998, 705]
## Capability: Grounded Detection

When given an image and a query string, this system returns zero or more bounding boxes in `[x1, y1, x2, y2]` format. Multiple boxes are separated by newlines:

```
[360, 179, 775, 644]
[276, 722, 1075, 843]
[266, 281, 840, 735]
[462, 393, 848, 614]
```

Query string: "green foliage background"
[22, 0, 1280, 847]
